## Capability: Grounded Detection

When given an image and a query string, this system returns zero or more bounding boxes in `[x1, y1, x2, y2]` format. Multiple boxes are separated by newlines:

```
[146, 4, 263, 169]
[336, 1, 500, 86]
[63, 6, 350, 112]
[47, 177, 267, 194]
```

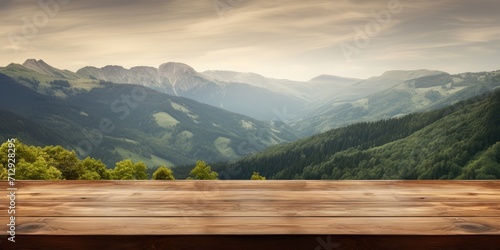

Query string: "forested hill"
[0, 108, 67, 147]
[0, 67, 298, 167]
[209, 89, 500, 180]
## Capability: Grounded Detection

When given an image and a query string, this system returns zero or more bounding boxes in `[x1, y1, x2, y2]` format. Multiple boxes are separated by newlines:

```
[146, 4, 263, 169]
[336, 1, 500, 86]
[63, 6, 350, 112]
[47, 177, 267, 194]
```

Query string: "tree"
[0, 139, 36, 165]
[187, 160, 218, 180]
[16, 157, 62, 180]
[79, 171, 101, 180]
[111, 159, 148, 180]
[152, 166, 175, 180]
[251, 172, 266, 180]
[79, 157, 111, 180]
[43, 145, 84, 180]
[0, 140, 62, 180]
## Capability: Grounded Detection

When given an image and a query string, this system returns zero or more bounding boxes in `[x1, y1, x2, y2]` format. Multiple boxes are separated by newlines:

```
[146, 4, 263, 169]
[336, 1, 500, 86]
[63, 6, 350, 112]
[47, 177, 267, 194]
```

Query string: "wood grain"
[1, 181, 499, 239]
[3, 202, 499, 217]
[9, 190, 500, 204]
[11, 217, 500, 235]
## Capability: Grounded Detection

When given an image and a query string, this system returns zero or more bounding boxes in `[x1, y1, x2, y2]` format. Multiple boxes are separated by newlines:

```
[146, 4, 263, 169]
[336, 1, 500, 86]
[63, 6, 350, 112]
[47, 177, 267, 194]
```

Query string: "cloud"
[453, 27, 500, 43]
[0, 0, 499, 79]
[2, 45, 24, 51]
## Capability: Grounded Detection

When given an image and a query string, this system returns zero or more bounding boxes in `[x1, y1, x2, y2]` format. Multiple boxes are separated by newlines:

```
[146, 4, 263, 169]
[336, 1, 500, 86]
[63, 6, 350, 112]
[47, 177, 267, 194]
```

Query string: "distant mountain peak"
[78, 66, 98, 71]
[130, 66, 157, 71]
[379, 69, 447, 79]
[22, 58, 79, 79]
[355, 69, 449, 89]
[202, 70, 270, 84]
[102, 65, 126, 70]
[23, 58, 51, 69]
[159, 62, 196, 74]
[308, 74, 362, 83]
[6, 63, 27, 69]
[100, 65, 129, 74]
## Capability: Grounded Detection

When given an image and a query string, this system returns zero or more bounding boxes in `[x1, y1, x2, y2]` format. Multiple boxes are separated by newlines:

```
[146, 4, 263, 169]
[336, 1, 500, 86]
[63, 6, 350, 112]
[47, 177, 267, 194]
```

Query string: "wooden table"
[2, 181, 500, 249]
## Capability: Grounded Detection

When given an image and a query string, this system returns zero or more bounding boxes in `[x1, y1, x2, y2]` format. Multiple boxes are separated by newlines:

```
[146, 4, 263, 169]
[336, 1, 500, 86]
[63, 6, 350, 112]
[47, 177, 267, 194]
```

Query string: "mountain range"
[21, 59, 500, 137]
[67, 61, 311, 121]
[0, 63, 297, 167]
[292, 69, 500, 136]
[2, 59, 500, 170]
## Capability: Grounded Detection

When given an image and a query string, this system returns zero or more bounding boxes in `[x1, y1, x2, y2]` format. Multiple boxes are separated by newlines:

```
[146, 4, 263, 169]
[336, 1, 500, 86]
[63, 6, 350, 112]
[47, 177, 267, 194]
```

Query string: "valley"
[0, 62, 297, 167]
[1, 59, 499, 180]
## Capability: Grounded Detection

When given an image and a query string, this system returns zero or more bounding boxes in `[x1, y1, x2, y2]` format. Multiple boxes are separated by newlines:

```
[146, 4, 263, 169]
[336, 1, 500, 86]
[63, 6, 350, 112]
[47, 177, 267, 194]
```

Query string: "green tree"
[0, 140, 62, 180]
[79, 157, 111, 180]
[16, 157, 62, 180]
[43, 145, 84, 180]
[0, 139, 36, 165]
[152, 166, 175, 180]
[251, 172, 266, 180]
[111, 159, 148, 180]
[187, 160, 218, 180]
[79, 171, 101, 180]
[0, 163, 6, 180]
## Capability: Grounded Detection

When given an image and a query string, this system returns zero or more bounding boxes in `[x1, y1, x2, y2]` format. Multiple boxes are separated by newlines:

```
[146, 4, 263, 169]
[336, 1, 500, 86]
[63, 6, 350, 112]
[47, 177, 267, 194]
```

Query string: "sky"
[1, 0, 500, 81]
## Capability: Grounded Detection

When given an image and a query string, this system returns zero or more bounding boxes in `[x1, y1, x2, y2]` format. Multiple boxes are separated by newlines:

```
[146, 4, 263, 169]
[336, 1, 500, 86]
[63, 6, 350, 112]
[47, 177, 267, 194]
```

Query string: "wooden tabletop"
[1, 180, 499, 236]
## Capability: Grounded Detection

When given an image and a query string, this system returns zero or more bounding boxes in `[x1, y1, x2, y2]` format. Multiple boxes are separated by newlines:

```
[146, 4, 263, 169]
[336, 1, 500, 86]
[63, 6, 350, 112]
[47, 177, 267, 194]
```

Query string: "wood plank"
[11, 217, 500, 235]
[3, 235, 500, 250]
[10, 190, 500, 203]
[3, 202, 500, 217]
[2, 180, 499, 239]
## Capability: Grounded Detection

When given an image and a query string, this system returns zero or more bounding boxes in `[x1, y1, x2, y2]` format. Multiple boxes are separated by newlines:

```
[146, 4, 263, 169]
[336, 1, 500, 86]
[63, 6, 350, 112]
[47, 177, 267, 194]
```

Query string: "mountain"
[291, 70, 500, 136]
[76, 62, 210, 96]
[3, 59, 500, 180]
[23, 59, 80, 79]
[76, 63, 310, 120]
[0, 64, 298, 167]
[11, 59, 500, 139]
[206, 88, 500, 180]
[34, 60, 460, 128]
[306, 74, 364, 101]
[75, 61, 372, 121]
[355, 69, 445, 91]
[202, 70, 311, 100]
[299, 70, 441, 106]
[203, 70, 367, 104]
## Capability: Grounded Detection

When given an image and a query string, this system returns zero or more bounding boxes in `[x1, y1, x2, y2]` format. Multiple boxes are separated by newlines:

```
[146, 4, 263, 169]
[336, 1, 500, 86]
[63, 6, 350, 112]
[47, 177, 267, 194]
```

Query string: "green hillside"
[0, 66, 298, 168]
[209, 89, 500, 180]
[0, 108, 68, 147]
[292, 70, 500, 136]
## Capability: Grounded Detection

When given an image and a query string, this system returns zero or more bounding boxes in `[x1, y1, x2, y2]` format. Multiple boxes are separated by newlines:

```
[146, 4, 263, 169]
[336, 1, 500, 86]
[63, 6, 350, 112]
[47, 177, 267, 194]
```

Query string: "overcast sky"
[1, 0, 499, 80]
